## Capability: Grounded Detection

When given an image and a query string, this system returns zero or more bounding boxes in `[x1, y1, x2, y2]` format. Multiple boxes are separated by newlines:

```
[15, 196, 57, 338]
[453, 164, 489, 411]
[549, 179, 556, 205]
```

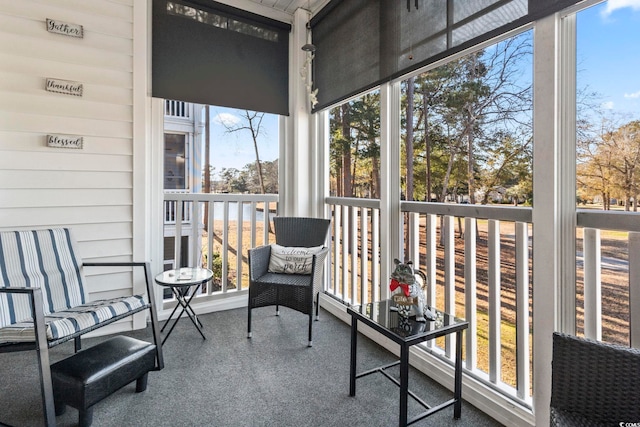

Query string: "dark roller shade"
[311, 0, 581, 111]
[152, 0, 291, 115]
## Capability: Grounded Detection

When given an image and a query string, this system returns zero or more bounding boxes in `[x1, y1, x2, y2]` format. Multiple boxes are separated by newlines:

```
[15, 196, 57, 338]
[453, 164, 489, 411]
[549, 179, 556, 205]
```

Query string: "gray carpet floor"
[0, 306, 504, 427]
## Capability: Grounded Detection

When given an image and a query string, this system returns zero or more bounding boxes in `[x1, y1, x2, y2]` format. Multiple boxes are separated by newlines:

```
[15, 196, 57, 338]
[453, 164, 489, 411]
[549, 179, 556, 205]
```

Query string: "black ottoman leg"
[79, 406, 94, 427]
[136, 372, 149, 393]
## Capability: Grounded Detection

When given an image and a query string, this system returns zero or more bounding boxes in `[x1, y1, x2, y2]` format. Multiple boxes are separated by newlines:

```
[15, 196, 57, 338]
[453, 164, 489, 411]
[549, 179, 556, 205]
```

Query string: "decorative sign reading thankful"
[46, 19, 83, 38]
[45, 78, 83, 96]
[47, 134, 83, 149]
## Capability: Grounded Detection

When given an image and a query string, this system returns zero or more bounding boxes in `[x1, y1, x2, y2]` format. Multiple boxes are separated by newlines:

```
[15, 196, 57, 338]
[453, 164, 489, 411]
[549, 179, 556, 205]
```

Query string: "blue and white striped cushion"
[0, 294, 148, 343]
[0, 228, 87, 328]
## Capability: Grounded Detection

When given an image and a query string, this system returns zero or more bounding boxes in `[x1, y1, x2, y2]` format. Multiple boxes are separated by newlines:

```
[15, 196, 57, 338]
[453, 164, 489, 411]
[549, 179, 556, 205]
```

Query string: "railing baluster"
[350, 206, 358, 305]
[360, 208, 369, 306]
[425, 213, 437, 350]
[408, 212, 419, 267]
[192, 200, 202, 277]
[515, 221, 530, 400]
[207, 200, 214, 295]
[342, 205, 349, 302]
[444, 215, 455, 357]
[426, 214, 437, 310]
[583, 227, 601, 341]
[222, 201, 229, 293]
[250, 201, 257, 249]
[488, 219, 501, 384]
[174, 202, 183, 268]
[236, 202, 244, 291]
[630, 231, 640, 349]
[464, 217, 477, 371]
[372, 209, 380, 302]
[333, 206, 341, 296]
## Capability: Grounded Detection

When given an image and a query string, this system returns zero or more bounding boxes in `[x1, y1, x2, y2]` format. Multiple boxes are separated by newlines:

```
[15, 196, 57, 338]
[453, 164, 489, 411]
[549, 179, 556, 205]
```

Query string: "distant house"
[163, 100, 205, 271]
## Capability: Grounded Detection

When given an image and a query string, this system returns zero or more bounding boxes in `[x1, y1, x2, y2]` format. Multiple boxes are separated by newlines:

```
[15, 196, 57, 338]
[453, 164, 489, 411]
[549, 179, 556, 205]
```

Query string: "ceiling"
[246, 0, 324, 15]
[235, 0, 327, 20]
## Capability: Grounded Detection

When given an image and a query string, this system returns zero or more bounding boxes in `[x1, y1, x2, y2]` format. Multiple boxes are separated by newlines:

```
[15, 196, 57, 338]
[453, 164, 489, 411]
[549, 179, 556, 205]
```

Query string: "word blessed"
[47, 135, 83, 149]
[46, 19, 83, 38]
[45, 78, 83, 96]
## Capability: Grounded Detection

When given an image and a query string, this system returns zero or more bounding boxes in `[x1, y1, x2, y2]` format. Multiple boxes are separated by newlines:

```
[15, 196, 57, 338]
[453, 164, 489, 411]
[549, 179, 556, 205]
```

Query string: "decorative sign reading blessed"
[47, 134, 83, 149]
[46, 18, 83, 38]
[45, 78, 83, 96]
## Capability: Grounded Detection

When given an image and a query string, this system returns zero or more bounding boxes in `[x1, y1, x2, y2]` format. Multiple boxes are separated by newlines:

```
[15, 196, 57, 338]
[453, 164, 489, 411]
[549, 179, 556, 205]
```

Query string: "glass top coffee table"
[155, 267, 213, 345]
[347, 299, 468, 427]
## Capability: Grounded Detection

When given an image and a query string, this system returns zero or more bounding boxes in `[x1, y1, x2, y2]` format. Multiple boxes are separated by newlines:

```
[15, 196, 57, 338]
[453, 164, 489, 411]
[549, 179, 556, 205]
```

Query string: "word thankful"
[46, 19, 83, 38]
[45, 78, 83, 96]
[47, 135, 83, 149]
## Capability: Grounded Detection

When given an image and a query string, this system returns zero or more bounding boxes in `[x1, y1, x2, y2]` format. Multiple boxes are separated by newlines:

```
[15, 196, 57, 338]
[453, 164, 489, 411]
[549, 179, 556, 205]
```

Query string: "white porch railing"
[164, 190, 193, 224]
[577, 209, 640, 348]
[163, 192, 278, 305]
[324, 197, 639, 409]
[164, 100, 191, 118]
[160, 193, 639, 409]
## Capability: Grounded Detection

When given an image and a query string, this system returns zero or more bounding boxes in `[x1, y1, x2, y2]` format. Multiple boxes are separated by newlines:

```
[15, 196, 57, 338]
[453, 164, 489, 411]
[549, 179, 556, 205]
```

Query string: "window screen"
[153, 0, 291, 115]
[311, 0, 580, 111]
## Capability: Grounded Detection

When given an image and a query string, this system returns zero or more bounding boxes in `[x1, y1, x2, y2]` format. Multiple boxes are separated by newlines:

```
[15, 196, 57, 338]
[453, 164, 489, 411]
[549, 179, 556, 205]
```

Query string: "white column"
[559, 14, 577, 335]
[281, 8, 314, 217]
[379, 82, 402, 300]
[532, 13, 561, 426]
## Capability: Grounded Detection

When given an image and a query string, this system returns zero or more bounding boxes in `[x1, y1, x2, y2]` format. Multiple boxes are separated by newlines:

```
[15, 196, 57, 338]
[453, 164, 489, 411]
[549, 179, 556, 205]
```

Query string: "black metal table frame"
[348, 305, 468, 427]
[155, 269, 212, 345]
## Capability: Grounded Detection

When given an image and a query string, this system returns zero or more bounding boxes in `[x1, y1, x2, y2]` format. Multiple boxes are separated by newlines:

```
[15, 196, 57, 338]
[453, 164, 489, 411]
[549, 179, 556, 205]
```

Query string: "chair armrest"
[0, 286, 39, 294]
[310, 247, 330, 293]
[0, 287, 49, 353]
[83, 261, 164, 369]
[248, 245, 271, 280]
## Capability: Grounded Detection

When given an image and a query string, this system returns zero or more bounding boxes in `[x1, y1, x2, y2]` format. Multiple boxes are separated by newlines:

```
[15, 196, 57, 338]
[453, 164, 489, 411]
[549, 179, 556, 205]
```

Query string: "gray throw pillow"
[268, 243, 324, 274]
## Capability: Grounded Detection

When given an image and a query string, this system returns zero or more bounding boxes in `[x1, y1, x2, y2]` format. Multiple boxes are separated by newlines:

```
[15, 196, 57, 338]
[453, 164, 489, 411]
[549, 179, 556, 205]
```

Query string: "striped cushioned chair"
[0, 228, 163, 427]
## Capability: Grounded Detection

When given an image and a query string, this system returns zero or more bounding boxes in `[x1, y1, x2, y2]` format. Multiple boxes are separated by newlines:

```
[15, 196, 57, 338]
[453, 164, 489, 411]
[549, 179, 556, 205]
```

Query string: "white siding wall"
[0, 0, 148, 333]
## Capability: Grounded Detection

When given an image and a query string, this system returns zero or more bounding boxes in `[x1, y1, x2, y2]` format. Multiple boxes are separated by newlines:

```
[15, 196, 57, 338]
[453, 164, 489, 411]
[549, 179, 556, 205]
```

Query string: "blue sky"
[207, 107, 279, 175]
[577, 0, 640, 115]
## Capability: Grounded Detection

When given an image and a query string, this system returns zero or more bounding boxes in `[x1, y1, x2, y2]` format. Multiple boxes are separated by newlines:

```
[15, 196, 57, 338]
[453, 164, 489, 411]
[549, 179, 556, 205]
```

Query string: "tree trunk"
[342, 104, 353, 197]
[423, 90, 432, 202]
[467, 124, 476, 204]
[406, 77, 415, 201]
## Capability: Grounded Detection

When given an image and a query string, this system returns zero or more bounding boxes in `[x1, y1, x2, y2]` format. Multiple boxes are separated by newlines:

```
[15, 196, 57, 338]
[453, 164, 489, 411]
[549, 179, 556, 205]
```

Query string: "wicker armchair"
[550, 332, 640, 426]
[247, 217, 330, 347]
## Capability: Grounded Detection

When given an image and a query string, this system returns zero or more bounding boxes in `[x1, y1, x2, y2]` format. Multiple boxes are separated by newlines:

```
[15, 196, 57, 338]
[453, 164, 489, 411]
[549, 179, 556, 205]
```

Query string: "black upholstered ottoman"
[51, 335, 156, 427]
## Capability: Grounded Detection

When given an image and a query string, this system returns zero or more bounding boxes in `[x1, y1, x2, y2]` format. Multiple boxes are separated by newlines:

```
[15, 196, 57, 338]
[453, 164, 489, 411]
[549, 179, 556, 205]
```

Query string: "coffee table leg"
[399, 343, 409, 427]
[349, 315, 357, 396]
[454, 329, 463, 418]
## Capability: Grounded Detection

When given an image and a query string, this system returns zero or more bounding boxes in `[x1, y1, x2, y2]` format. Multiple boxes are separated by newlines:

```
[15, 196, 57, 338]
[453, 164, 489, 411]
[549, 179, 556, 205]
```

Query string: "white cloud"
[213, 112, 241, 127]
[601, 101, 615, 109]
[624, 90, 640, 98]
[601, 0, 640, 17]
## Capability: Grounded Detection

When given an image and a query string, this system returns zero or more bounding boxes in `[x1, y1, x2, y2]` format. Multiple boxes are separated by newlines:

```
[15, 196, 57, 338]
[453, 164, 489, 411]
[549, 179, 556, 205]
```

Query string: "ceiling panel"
[245, 0, 326, 16]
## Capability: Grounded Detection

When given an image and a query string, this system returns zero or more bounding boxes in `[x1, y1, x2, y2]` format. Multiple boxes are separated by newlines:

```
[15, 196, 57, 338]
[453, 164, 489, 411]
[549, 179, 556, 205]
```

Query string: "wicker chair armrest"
[249, 245, 272, 280]
[310, 247, 330, 293]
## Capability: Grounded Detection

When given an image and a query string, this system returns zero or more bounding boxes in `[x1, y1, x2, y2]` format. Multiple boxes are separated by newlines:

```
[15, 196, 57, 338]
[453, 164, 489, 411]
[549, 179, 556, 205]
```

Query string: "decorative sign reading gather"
[47, 134, 83, 149]
[46, 19, 83, 38]
[45, 78, 83, 96]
